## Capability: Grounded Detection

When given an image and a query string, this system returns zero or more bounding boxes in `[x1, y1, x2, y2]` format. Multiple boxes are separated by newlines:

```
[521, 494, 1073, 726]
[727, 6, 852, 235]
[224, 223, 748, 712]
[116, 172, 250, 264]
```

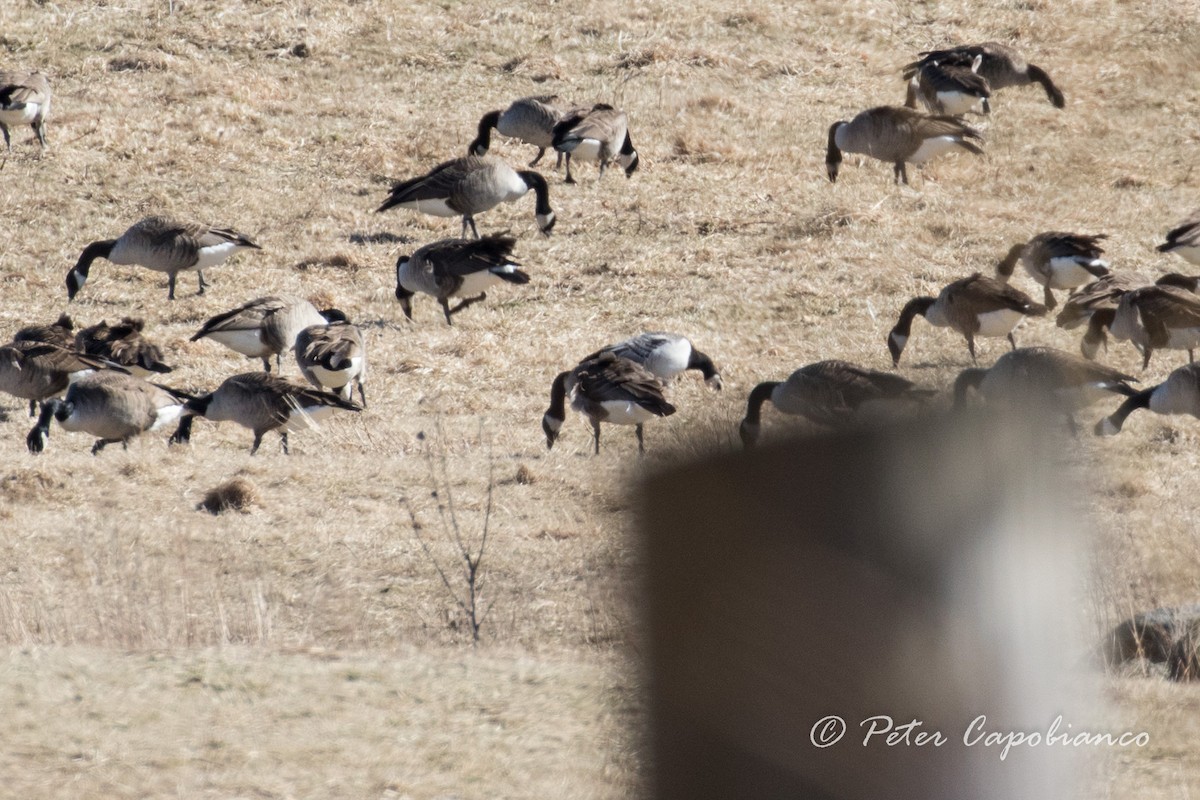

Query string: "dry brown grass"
[1, 0, 1200, 795]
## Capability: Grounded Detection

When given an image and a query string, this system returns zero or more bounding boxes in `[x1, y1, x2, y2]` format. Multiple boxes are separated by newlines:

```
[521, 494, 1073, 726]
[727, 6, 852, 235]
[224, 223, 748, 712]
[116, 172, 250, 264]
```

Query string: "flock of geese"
[3, 42, 1200, 458]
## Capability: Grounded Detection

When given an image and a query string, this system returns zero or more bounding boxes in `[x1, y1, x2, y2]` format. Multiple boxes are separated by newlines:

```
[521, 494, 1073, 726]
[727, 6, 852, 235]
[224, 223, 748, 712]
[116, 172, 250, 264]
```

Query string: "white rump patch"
[908, 135, 965, 165]
[194, 240, 244, 269]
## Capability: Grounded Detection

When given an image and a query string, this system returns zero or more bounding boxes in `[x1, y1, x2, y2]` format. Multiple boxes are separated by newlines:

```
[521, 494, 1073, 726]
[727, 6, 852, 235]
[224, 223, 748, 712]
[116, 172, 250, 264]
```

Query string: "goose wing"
[575, 354, 675, 417]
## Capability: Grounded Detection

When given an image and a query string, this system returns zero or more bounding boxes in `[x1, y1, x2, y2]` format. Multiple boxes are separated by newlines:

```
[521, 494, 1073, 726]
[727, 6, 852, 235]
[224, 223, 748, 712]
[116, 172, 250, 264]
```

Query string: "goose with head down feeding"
[826, 105, 984, 185]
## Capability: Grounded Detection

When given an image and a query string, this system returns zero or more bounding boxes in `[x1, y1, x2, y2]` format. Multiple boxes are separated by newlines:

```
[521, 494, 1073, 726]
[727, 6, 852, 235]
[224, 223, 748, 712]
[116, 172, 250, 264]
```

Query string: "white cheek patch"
[536, 212, 555, 231]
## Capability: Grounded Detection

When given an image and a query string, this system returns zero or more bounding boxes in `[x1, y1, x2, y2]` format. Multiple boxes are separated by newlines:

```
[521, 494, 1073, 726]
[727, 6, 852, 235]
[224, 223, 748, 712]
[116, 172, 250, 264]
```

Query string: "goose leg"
[356, 379, 367, 409]
[1, 124, 10, 151]
[446, 293, 487, 319]
[1142, 348, 1152, 371]
[564, 154, 576, 185]
[1043, 285, 1056, 310]
[91, 438, 118, 455]
[636, 424, 646, 456]
[438, 298, 455, 326]
[280, 432, 289, 455]
[29, 399, 37, 417]
[250, 432, 264, 455]
[464, 216, 480, 240]
[554, 151, 564, 170]
[167, 273, 177, 301]
[197, 269, 210, 294]
[34, 120, 46, 147]
[260, 356, 272, 373]
[590, 419, 601, 455]
[966, 333, 978, 363]
[1191, 349, 1195, 364]
[528, 147, 546, 167]
[1007, 332, 1017, 351]
[894, 162, 909, 185]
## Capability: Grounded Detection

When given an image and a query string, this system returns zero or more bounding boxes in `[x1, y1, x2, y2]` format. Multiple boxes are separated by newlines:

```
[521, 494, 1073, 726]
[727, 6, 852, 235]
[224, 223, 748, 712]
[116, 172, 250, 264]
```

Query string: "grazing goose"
[825, 106, 983, 184]
[191, 295, 329, 372]
[1096, 363, 1200, 436]
[75, 317, 173, 377]
[995, 232, 1110, 310]
[170, 372, 362, 455]
[887, 273, 1047, 365]
[1056, 273, 1146, 360]
[66, 215, 262, 301]
[468, 95, 575, 167]
[0, 71, 50, 150]
[904, 42, 1064, 109]
[1158, 211, 1200, 266]
[294, 311, 367, 407]
[0, 340, 115, 417]
[584, 333, 722, 390]
[376, 155, 555, 239]
[13, 313, 74, 348]
[550, 103, 639, 184]
[395, 236, 530, 325]
[904, 56, 991, 116]
[542, 352, 675, 455]
[738, 360, 927, 449]
[1108, 284, 1200, 370]
[26, 371, 191, 455]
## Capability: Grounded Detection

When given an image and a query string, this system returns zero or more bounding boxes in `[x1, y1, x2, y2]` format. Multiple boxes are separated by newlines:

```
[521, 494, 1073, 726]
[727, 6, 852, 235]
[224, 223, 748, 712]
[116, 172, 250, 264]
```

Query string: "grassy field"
[1, 0, 1200, 796]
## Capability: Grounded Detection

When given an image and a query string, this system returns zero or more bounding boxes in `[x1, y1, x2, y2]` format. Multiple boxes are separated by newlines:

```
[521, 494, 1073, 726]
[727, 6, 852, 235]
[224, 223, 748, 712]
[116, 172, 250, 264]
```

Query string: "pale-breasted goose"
[583, 333, 721, 390]
[904, 42, 1065, 109]
[66, 215, 262, 301]
[1096, 363, 1200, 436]
[542, 352, 675, 455]
[1107, 284, 1200, 370]
[75, 317, 173, 377]
[170, 372, 362, 455]
[738, 360, 927, 449]
[26, 371, 192, 455]
[995, 232, 1110, 310]
[13, 313, 74, 348]
[1158, 211, 1200, 266]
[294, 311, 367, 407]
[0, 71, 50, 150]
[395, 236, 530, 325]
[904, 56, 991, 116]
[550, 104, 639, 184]
[376, 156, 555, 239]
[0, 340, 116, 417]
[887, 273, 1047, 365]
[468, 95, 576, 168]
[191, 295, 329, 372]
[825, 106, 983, 185]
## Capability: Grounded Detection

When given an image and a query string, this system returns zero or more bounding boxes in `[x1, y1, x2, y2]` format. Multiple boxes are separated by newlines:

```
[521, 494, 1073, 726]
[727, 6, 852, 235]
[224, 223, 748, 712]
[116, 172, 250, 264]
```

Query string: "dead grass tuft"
[670, 130, 736, 163]
[294, 252, 365, 273]
[515, 464, 536, 485]
[197, 477, 261, 515]
[107, 55, 167, 72]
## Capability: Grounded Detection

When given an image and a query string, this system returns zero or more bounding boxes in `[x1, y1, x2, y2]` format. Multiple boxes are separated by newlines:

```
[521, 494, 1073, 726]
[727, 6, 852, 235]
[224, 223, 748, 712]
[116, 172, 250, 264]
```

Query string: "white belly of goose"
[577, 398, 657, 426]
[1044, 257, 1106, 288]
[403, 198, 459, 217]
[564, 139, 602, 162]
[148, 403, 186, 431]
[975, 308, 1026, 337]
[908, 135, 962, 165]
[0, 104, 41, 125]
[456, 269, 507, 297]
[205, 329, 271, 358]
[935, 91, 981, 116]
[309, 357, 363, 389]
[282, 403, 339, 432]
[193, 241, 243, 268]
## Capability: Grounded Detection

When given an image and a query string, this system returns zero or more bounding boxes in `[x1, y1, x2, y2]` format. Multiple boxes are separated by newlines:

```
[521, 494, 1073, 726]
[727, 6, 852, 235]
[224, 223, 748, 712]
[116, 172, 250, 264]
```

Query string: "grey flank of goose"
[26, 371, 191, 455]
[583, 333, 721, 390]
[1158, 211, 1200, 266]
[0, 340, 116, 417]
[14, 313, 74, 348]
[903, 42, 1064, 109]
[825, 105, 983, 185]
[191, 295, 329, 372]
[469, 95, 577, 167]
[295, 310, 367, 407]
[395, 236, 529, 325]
[66, 215, 262, 301]
[738, 360, 928, 449]
[904, 56, 991, 116]
[1107, 284, 1200, 370]
[0, 71, 51, 150]
[376, 155, 555, 239]
[76, 317, 173, 377]
[995, 232, 1110, 310]
[170, 372, 362, 455]
[543, 352, 675, 456]
[887, 273, 1047, 365]
[550, 103, 638, 184]
[1096, 363, 1200, 436]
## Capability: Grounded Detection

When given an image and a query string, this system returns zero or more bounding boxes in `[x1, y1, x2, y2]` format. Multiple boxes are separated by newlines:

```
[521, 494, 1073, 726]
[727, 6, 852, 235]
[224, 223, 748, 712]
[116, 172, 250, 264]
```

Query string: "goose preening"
[26, 372, 191, 455]
[376, 155, 555, 239]
[903, 42, 1065, 109]
[0, 340, 116, 417]
[170, 372, 362, 455]
[75, 317, 173, 377]
[66, 215, 262, 301]
[904, 56, 991, 116]
[0, 71, 51, 150]
[995, 232, 1110, 310]
[1158, 211, 1200, 266]
[191, 295, 329, 372]
[394, 235, 530, 325]
[1108, 284, 1200, 370]
[825, 105, 984, 184]
[738, 360, 928, 449]
[542, 352, 675, 455]
[887, 273, 1047, 365]
[13, 313, 74, 348]
[468, 95, 576, 168]
[294, 312, 368, 407]
[584, 333, 722, 390]
[550, 103, 638, 184]
[1096, 363, 1200, 436]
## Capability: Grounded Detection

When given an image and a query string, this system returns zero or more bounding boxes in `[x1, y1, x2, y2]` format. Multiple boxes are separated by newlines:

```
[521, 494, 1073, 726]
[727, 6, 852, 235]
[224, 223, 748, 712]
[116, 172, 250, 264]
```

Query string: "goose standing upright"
[0, 71, 51, 150]
[395, 236, 530, 325]
[903, 42, 1065, 109]
[995, 232, 1110, 310]
[551, 103, 639, 184]
[468, 95, 575, 167]
[584, 333, 722, 390]
[825, 106, 984, 184]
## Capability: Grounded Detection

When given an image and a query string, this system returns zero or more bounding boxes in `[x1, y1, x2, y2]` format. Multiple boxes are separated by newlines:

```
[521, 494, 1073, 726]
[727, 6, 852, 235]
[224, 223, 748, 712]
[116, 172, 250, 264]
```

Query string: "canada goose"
[75, 317, 173, 377]
[904, 56, 991, 116]
[1108, 284, 1200, 370]
[887, 273, 1047, 365]
[1096, 363, 1200, 436]
[738, 360, 927, 449]
[394, 236, 530, 325]
[1158, 211, 1200, 266]
[1055, 273, 1146, 360]
[583, 333, 722, 390]
[468, 95, 575, 167]
[904, 42, 1064, 109]
[66, 215, 262, 301]
[995, 232, 1110, 310]
[0, 340, 115, 417]
[170, 372, 362, 455]
[542, 352, 675, 455]
[376, 155, 555, 239]
[25, 371, 191, 455]
[550, 103, 639, 184]
[0, 71, 50, 150]
[825, 106, 983, 184]
[191, 296, 329, 372]
[13, 313, 74, 348]
[294, 311, 367, 407]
